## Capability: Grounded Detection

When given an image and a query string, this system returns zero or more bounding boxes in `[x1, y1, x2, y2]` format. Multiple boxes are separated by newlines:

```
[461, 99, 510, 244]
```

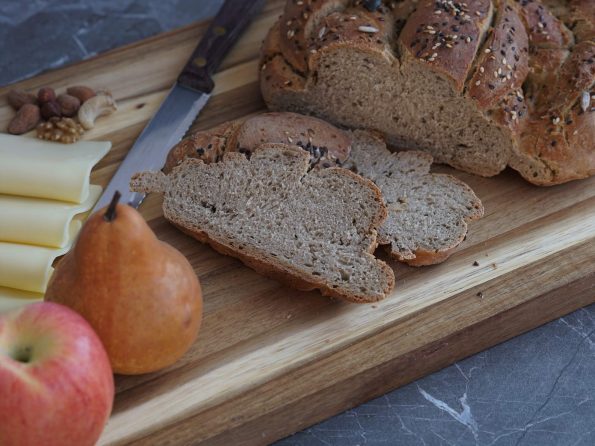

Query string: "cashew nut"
[77, 91, 117, 130]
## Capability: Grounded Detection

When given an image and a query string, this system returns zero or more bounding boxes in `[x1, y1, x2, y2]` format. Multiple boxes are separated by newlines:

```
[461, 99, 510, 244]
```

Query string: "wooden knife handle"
[178, 0, 266, 93]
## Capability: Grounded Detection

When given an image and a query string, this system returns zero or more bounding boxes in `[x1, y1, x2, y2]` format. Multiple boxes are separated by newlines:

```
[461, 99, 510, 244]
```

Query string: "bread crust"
[400, 0, 493, 93]
[260, 0, 595, 185]
[567, 0, 595, 42]
[165, 112, 352, 172]
[280, 0, 351, 73]
[467, 2, 529, 111]
[173, 222, 395, 303]
[515, 0, 573, 48]
[164, 120, 239, 172]
[512, 40, 595, 184]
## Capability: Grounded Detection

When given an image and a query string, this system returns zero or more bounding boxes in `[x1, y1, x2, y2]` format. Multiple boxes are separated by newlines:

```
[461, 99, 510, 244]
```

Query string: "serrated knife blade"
[92, 0, 265, 212]
[93, 87, 209, 211]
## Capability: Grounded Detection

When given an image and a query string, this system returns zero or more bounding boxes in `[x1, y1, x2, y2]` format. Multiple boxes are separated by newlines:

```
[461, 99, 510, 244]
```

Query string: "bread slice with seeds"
[164, 112, 483, 266]
[345, 130, 484, 265]
[131, 145, 395, 303]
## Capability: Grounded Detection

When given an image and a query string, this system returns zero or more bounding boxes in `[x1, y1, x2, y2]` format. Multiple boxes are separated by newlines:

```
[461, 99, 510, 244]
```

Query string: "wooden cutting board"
[1, 1, 594, 444]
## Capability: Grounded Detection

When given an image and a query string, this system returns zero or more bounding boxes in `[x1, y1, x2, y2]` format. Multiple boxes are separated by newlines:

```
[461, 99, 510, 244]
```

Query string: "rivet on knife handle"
[178, 0, 266, 93]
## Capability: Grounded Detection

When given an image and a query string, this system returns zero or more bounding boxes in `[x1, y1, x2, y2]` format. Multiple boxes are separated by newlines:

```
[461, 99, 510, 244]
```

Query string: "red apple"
[0, 302, 114, 446]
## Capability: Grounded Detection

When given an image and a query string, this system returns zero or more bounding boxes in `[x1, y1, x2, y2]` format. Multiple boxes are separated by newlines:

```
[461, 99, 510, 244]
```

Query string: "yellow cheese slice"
[0, 185, 102, 248]
[0, 287, 43, 314]
[0, 134, 110, 203]
[0, 240, 73, 294]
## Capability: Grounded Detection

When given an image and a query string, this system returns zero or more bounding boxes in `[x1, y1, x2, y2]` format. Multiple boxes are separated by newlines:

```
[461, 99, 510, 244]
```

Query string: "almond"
[8, 104, 41, 135]
[41, 101, 62, 120]
[57, 94, 81, 117]
[7, 89, 37, 110]
[37, 87, 56, 104]
[66, 86, 97, 104]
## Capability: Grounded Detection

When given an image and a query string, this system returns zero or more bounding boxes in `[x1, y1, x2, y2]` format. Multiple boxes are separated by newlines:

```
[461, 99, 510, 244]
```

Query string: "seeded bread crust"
[165, 112, 483, 266]
[260, 0, 594, 185]
[132, 145, 395, 303]
[401, 0, 494, 92]
[165, 112, 352, 172]
[164, 121, 240, 171]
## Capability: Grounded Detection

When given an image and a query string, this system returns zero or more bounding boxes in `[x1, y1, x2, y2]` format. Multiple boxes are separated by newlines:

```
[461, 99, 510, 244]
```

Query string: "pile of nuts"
[6, 85, 117, 143]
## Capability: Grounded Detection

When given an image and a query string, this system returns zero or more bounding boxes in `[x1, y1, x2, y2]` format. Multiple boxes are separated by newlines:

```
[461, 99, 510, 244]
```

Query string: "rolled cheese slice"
[0, 241, 72, 294]
[0, 185, 102, 248]
[0, 134, 110, 203]
[0, 287, 43, 314]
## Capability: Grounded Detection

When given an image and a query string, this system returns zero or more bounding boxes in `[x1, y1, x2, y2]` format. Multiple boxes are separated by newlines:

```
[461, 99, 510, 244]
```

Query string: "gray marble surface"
[278, 307, 595, 446]
[0, 0, 223, 86]
[2, 1, 593, 445]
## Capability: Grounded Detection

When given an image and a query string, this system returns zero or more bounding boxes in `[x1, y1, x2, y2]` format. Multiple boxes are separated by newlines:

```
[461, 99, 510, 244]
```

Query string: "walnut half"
[36, 117, 85, 144]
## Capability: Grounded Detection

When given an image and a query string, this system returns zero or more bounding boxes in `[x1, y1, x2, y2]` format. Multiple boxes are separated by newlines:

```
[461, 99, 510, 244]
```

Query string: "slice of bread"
[131, 145, 395, 303]
[346, 130, 484, 266]
[164, 112, 483, 266]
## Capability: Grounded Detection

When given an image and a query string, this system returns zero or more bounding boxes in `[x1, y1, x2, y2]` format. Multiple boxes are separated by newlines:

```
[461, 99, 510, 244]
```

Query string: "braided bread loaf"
[260, 0, 594, 185]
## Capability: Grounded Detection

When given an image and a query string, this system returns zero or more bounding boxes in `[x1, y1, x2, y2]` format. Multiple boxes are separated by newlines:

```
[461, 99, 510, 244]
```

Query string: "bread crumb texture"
[345, 130, 483, 265]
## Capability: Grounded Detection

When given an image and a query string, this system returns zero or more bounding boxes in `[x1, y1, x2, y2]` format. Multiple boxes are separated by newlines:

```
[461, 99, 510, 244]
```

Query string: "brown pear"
[45, 192, 203, 375]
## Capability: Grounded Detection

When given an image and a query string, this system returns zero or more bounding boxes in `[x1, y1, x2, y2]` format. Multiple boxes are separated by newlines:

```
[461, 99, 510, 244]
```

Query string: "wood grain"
[1, 1, 593, 444]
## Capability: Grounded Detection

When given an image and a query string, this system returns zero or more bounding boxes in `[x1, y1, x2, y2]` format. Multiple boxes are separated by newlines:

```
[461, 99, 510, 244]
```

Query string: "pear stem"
[104, 191, 121, 222]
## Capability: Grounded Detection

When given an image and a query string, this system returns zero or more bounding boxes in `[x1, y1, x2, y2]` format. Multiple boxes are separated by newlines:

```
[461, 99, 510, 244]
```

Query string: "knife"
[92, 0, 266, 212]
